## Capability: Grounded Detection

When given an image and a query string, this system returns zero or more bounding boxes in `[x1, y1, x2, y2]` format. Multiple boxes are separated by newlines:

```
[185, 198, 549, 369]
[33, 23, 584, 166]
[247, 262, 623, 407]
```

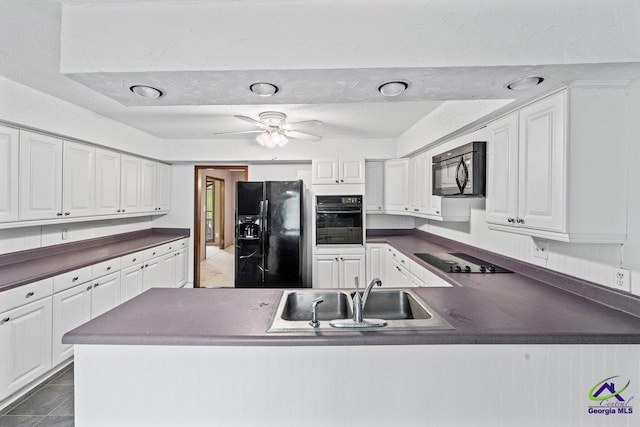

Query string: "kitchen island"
[65, 280, 640, 427]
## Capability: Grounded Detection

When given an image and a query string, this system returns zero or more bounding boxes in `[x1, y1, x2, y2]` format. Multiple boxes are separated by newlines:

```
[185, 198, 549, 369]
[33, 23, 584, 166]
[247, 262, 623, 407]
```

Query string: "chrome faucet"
[353, 277, 382, 323]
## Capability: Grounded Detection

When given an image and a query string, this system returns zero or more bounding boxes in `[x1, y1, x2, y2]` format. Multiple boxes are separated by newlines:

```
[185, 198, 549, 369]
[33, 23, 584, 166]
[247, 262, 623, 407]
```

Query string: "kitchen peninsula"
[64, 232, 640, 427]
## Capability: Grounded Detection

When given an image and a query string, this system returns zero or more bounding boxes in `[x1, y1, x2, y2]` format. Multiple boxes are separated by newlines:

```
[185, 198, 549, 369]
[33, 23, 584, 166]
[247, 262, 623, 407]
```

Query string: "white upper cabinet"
[156, 162, 171, 212]
[0, 125, 19, 222]
[140, 159, 157, 212]
[486, 87, 626, 243]
[312, 158, 365, 184]
[95, 148, 121, 215]
[19, 131, 63, 220]
[63, 140, 96, 218]
[364, 161, 384, 213]
[120, 154, 142, 214]
[383, 159, 409, 213]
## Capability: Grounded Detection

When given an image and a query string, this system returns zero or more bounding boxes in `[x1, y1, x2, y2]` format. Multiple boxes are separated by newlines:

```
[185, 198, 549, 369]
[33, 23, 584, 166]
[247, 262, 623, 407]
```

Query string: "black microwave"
[432, 141, 486, 197]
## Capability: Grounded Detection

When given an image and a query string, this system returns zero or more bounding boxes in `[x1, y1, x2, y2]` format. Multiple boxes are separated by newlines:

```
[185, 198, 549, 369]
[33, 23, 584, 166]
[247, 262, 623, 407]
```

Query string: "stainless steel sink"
[268, 288, 454, 332]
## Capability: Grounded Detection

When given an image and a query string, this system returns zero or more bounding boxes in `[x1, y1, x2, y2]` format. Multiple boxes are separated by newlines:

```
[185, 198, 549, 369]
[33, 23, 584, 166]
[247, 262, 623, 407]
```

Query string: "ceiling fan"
[212, 111, 324, 147]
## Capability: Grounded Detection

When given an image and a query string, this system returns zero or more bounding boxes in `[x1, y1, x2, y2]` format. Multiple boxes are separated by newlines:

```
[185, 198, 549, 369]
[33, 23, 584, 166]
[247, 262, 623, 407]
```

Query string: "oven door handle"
[316, 209, 362, 214]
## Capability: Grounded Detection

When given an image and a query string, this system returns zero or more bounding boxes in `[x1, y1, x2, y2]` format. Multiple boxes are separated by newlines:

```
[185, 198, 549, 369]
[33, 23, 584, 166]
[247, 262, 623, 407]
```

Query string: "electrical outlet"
[614, 268, 631, 292]
[532, 239, 548, 260]
[62, 228, 69, 240]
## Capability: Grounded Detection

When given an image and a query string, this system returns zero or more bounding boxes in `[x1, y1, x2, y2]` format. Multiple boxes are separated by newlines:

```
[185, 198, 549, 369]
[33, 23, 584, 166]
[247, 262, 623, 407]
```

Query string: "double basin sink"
[268, 288, 454, 332]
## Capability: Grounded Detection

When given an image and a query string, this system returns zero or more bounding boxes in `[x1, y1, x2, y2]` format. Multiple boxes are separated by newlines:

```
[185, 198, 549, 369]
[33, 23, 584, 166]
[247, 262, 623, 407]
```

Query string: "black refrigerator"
[235, 180, 304, 288]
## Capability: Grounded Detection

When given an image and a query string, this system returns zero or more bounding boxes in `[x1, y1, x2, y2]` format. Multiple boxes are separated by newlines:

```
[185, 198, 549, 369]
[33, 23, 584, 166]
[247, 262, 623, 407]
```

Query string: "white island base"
[74, 344, 639, 427]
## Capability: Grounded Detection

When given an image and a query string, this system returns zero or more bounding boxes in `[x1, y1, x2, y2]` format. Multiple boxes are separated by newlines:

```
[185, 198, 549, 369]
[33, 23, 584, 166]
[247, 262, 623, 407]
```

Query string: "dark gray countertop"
[63, 231, 640, 346]
[0, 228, 190, 292]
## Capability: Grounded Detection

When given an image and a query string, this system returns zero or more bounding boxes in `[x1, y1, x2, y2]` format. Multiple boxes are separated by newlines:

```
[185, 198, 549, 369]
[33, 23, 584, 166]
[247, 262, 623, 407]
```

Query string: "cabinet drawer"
[54, 266, 92, 293]
[92, 258, 122, 279]
[121, 248, 157, 267]
[0, 277, 53, 312]
[388, 247, 410, 269]
[161, 241, 180, 254]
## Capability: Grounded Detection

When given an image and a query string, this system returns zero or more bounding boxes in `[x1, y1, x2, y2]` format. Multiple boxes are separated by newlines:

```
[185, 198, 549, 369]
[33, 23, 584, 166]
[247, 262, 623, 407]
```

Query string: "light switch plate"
[614, 268, 631, 292]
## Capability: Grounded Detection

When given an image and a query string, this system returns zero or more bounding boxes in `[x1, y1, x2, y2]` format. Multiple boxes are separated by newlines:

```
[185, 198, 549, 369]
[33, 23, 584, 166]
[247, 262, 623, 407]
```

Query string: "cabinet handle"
[132, 258, 137, 262]
[414, 208, 419, 212]
[334, 257, 338, 261]
[117, 209, 121, 213]
[93, 283, 99, 288]
[122, 209, 126, 213]
[516, 218, 525, 224]
[378, 206, 382, 209]
[145, 264, 149, 268]
[56, 212, 63, 216]
[140, 265, 144, 269]
[436, 210, 440, 214]
[396, 266, 401, 271]
[404, 207, 408, 210]
[87, 285, 92, 291]
[335, 180, 339, 183]
[507, 217, 515, 223]
[152, 252, 156, 256]
[64, 212, 70, 216]
[25, 291, 34, 298]
[1, 317, 9, 323]
[72, 276, 79, 282]
[107, 266, 111, 271]
[340, 179, 344, 182]
[401, 259, 405, 264]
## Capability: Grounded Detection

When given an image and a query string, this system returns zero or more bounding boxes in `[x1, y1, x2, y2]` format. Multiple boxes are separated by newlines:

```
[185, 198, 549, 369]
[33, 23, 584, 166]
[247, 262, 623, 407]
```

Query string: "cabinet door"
[160, 253, 176, 288]
[156, 163, 171, 212]
[95, 148, 121, 215]
[0, 125, 19, 222]
[174, 249, 188, 288]
[388, 260, 412, 287]
[52, 283, 91, 366]
[140, 159, 157, 212]
[312, 159, 339, 184]
[365, 161, 384, 213]
[91, 272, 121, 318]
[312, 255, 340, 288]
[339, 159, 365, 184]
[407, 156, 419, 213]
[518, 92, 566, 231]
[486, 113, 519, 225]
[340, 255, 365, 288]
[120, 264, 145, 302]
[120, 154, 141, 214]
[19, 131, 63, 220]
[0, 298, 52, 397]
[383, 159, 409, 213]
[416, 152, 431, 214]
[142, 258, 162, 291]
[62, 141, 95, 218]
[366, 244, 387, 283]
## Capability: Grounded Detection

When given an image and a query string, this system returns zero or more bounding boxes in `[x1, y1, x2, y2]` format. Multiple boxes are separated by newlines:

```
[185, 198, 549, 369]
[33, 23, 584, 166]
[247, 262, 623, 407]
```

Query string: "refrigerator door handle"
[262, 199, 269, 279]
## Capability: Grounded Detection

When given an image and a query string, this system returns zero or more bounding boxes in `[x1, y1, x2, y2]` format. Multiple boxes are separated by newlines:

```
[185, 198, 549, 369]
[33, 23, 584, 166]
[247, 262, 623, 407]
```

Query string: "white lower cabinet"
[90, 272, 121, 318]
[174, 249, 188, 287]
[312, 254, 365, 288]
[365, 243, 387, 284]
[52, 283, 91, 366]
[120, 264, 145, 302]
[0, 297, 52, 398]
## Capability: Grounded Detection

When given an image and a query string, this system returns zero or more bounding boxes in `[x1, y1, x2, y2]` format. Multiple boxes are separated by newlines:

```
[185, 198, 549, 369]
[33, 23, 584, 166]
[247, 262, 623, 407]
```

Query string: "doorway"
[194, 166, 248, 288]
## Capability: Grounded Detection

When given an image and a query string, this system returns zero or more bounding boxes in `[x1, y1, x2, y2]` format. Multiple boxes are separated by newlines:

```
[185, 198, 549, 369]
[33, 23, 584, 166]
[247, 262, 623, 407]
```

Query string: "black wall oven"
[315, 195, 363, 245]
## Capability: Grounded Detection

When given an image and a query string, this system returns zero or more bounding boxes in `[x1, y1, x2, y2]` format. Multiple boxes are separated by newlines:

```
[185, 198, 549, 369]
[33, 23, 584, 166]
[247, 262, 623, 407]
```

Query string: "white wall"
[0, 76, 163, 157]
[163, 138, 396, 162]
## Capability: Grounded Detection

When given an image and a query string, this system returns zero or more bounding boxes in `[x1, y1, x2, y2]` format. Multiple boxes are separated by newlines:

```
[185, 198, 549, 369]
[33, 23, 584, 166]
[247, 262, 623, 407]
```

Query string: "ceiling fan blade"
[211, 130, 263, 136]
[233, 115, 267, 129]
[285, 120, 324, 131]
[285, 130, 322, 142]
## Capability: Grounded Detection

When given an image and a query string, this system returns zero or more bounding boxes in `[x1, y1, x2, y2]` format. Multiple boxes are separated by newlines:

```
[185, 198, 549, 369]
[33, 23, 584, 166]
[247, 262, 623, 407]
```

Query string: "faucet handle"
[354, 276, 359, 292]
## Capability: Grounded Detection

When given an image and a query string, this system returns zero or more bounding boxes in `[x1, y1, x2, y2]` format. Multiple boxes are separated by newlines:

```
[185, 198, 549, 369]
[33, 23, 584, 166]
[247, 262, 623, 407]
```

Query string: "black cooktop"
[414, 252, 513, 274]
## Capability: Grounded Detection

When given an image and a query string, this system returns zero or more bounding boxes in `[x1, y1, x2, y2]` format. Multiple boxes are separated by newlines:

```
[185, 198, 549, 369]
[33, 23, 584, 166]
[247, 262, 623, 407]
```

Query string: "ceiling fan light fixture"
[378, 80, 409, 97]
[129, 85, 164, 99]
[505, 77, 544, 91]
[257, 129, 288, 148]
[250, 82, 279, 97]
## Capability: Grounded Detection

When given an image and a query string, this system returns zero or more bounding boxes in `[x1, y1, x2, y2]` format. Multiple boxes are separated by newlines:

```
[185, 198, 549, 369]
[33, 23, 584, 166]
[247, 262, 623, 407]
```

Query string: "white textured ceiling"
[1, 0, 640, 142]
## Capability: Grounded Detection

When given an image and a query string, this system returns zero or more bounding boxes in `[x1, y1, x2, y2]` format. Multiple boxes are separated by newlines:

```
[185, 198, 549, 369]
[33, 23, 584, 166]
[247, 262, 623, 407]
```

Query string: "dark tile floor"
[0, 364, 74, 427]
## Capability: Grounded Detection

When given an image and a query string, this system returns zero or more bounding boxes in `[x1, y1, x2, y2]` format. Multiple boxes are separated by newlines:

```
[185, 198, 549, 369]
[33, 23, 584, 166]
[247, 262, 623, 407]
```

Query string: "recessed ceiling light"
[505, 77, 544, 91]
[129, 85, 164, 99]
[249, 82, 279, 97]
[378, 81, 409, 97]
